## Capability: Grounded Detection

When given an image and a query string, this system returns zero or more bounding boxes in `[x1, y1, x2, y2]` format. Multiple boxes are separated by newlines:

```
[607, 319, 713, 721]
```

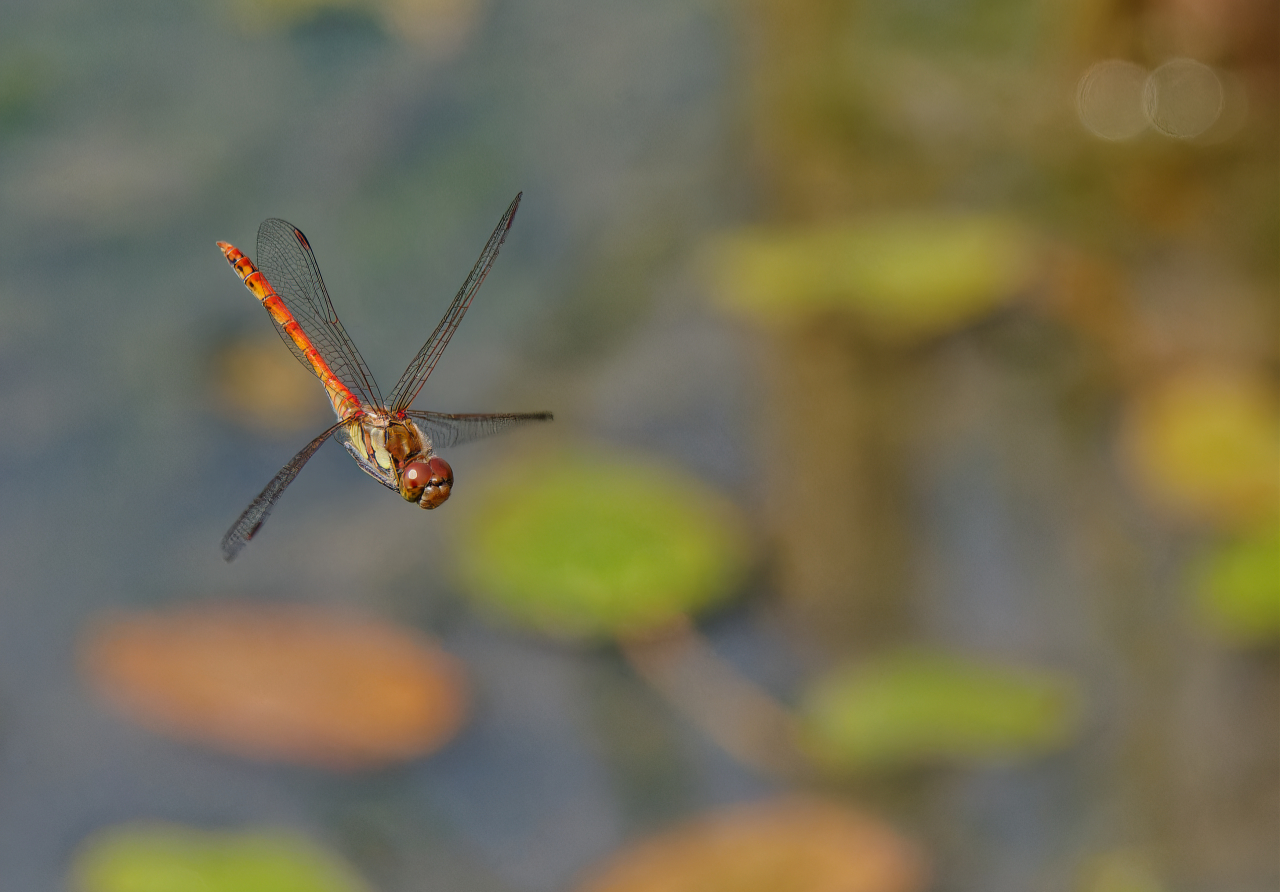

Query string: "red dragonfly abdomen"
[217, 241, 365, 422]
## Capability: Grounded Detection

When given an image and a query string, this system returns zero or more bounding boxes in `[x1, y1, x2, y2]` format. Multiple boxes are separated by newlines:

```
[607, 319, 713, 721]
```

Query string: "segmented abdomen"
[217, 241, 364, 422]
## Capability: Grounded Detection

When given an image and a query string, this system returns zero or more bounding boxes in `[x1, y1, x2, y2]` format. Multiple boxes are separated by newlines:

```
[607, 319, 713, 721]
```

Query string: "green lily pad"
[703, 213, 1035, 340]
[799, 650, 1083, 772]
[455, 449, 751, 638]
[71, 824, 368, 892]
[1191, 523, 1280, 645]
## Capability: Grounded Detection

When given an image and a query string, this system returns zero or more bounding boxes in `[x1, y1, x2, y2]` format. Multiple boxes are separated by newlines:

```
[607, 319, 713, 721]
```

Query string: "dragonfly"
[216, 193, 551, 562]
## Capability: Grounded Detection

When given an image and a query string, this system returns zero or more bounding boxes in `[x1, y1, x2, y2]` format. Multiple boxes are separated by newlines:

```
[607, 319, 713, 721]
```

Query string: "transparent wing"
[387, 194, 522, 414]
[405, 410, 553, 449]
[221, 419, 346, 562]
[256, 219, 384, 410]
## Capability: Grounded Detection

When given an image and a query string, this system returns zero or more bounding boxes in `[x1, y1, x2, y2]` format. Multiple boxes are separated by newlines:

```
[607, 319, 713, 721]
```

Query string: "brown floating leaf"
[211, 334, 327, 433]
[82, 604, 467, 770]
[576, 797, 927, 892]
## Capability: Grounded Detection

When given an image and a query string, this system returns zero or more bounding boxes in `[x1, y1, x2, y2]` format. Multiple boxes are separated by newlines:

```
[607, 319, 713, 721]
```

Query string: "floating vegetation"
[455, 448, 751, 639]
[82, 604, 467, 770]
[576, 797, 927, 892]
[1191, 524, 1280, 645]
[703, 213, 1036, 341]
[210, 334, 327, 433]
[1119, 368, 1279, 527]
[71, 823, 369, 892]
[799, 649, 1083, 772]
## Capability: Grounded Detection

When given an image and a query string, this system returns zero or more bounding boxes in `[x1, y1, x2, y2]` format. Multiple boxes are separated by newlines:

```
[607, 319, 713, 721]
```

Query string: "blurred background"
[0, 0, 1275, 889]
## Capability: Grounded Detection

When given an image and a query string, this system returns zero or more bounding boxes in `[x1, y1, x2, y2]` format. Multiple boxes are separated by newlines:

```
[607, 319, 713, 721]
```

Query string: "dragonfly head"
[401, 455, 453, 509]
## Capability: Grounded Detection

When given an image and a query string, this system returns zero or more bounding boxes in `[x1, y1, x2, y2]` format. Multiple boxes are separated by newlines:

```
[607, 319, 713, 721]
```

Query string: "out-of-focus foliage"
[1119, 368, 1279, 527]
[1191, 523, 1280, 645]
[576, 797, 926, 892]
[0, 0, 1273, 881]
[81, 605, 467, 769]
[227, 0, 483, 54]
[0, 49, 50, 130]
[72, 824, 368, 892]
[703, 214, 1036, 341]
[1078, 849, 1167, 892]
[455, 448, 751, 638]
[211, 334, 328, 433]
[798, 650, 1083, 772]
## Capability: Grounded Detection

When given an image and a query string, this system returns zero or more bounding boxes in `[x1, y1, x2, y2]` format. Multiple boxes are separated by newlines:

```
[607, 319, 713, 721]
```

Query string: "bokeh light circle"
[1076, 60, 1149, 140]
[1143, 58, 1224, 139]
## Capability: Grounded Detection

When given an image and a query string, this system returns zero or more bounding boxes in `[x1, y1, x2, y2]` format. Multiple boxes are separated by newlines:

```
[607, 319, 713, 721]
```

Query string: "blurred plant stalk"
[705, 218, 1034, 651]
[704, 0, 1043, 652]
[706, 0, 1278, 887]
[620, 617, 804, 777]
[757, 328, 916, 648]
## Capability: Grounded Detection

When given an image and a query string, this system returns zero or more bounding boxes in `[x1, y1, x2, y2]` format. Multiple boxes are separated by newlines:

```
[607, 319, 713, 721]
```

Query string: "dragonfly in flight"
[216, 193, 551, 562]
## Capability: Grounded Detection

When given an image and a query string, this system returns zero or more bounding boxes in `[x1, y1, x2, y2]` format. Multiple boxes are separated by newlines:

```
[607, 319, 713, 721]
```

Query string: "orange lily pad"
[576, 797, 927, 892]
[81, 604, 467, 770]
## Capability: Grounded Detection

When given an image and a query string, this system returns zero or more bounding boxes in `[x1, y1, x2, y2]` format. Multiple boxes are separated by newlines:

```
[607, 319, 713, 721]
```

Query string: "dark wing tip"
[257, 218, 302, 240]
[220, 536, 242, 563]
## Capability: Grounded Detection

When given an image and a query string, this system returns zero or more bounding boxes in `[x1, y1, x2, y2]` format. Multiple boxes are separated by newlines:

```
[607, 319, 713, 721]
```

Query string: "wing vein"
[388, 194, 522, 413]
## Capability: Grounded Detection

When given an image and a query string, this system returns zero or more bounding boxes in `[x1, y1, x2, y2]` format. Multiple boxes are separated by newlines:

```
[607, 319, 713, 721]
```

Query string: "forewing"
[221, 419, 346, 562]
[405, 410, 552, 449]
[387, 194, 522, 414]
[256, 219, 384, 410]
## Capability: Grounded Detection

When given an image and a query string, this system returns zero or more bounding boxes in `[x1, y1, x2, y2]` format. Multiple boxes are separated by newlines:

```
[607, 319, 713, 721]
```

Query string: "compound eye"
[403, 461, 433, 490]
[426, 456, 453, 485]
[404, 457, 452, 486]
[417, 456, 453, 509]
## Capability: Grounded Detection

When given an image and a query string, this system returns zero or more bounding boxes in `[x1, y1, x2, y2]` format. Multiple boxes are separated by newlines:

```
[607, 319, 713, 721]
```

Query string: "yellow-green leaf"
[1078, 849, 1167, 892]
[799, 650, 1083, 772]
[1119, 369, 1279, 527]
[1191, 523, 1280, 644]
[703, 213, 1035, 340]
[71, 824, 368, 892]
[455, 449, 750, 639]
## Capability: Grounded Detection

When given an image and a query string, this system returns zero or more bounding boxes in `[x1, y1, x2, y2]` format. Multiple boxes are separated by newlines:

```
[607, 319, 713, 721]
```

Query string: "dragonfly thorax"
[341, 415, 451, 507]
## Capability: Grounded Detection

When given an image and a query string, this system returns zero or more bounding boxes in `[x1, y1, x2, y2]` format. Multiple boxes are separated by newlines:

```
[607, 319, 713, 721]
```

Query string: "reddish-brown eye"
[403, 462, 431, 489]
[404, 458, 453, 488]
[425, 456, 453, 485]
[403, 457, 454, 507]
[417, 456, 453, 509]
